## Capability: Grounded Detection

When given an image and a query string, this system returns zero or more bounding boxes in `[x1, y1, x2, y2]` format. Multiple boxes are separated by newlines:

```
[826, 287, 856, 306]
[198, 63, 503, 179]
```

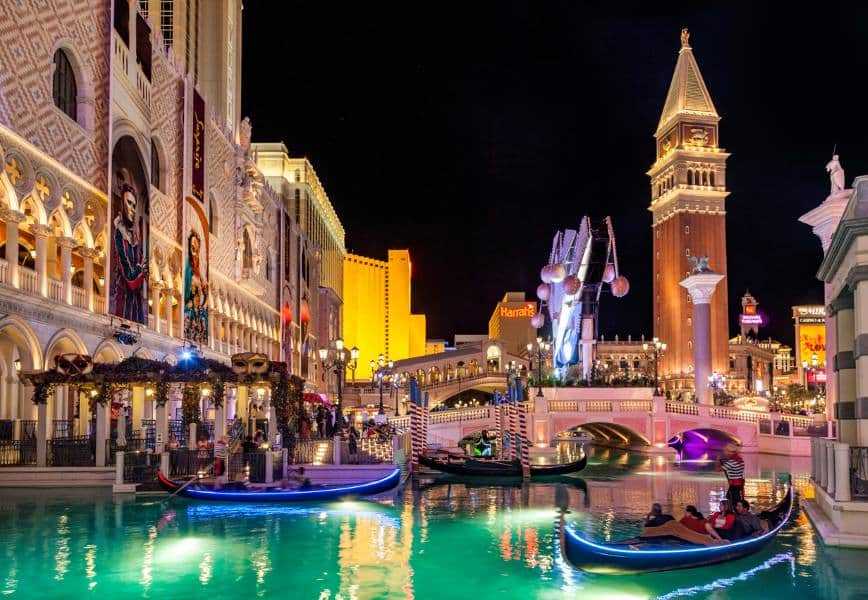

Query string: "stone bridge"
[346, 373, 510, 413]
[391, 387, 826, 456]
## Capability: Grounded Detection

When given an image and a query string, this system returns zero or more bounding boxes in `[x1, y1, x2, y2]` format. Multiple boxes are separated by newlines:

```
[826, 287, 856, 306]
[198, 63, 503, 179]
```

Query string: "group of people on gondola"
[642, 498, 767, 545]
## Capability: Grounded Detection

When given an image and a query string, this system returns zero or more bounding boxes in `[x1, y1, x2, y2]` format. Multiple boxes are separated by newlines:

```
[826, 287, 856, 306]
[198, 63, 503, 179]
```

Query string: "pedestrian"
[214, 436, 227, 477]
[720, 443, 746, 506]
[315, 405, 325, 438]
[348, 425, 359, 457]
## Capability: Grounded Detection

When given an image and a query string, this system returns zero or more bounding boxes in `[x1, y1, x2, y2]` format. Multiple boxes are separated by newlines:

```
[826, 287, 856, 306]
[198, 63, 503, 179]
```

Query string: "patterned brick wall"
[0, 0, 110, 191]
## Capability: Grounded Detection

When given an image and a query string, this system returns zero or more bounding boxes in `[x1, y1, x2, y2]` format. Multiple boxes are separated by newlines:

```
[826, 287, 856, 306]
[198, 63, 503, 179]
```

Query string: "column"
[155, 401, 168, 453]
[853, 279, 868, 446]
[836, 299, 857, 445]
[132, 386, 145, 435]
[58, 237, 75, 305]
[166, 293, 175, 338]
[94, 400, 109, 467]
[680, 269, 725, 405]
[267, 391, 277, 445]
[79, 247, 98, 311]
[236, 385, 249, 428]
[215, 402, 226, 440]
[31, 224, 50, 297]
[36, 400, 48, 467]
[3, 209, 25, 288]
[150, 283, 163, 334]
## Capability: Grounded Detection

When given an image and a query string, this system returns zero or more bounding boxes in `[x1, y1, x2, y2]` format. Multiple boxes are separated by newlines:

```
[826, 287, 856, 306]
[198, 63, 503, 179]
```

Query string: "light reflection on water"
[0, 446, 863, 599]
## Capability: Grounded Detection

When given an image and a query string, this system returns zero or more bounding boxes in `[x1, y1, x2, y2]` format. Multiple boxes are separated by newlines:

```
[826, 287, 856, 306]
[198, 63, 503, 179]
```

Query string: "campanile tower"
[649, 29, 730, 391]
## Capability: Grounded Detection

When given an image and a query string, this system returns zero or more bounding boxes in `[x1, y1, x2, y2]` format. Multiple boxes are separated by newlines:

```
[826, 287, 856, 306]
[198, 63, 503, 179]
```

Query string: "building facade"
[342, 249, 427, 380]
[0, 1, 333, 440]
[650, 29, 730, 392]
[253, 144, 346, 387]
[792, 305, 826, 388]
[487, 292, 537, 356]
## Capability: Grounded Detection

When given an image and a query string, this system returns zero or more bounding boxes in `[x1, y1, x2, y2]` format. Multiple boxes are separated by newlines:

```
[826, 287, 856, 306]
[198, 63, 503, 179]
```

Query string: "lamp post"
[526, 337, 551, 398]
[642, 337, 667, 394]
[318, 339, 358, 431]
[370, 354, 395, 418]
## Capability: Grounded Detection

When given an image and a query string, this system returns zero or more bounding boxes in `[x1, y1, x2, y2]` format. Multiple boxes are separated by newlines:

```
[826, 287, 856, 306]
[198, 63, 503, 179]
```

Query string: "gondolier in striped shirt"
[719, 443, 745, 505]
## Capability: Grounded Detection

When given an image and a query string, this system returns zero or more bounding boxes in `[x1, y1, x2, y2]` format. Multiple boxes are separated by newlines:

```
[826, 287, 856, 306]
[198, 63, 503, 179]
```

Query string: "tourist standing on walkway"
[720, 443, 745, 505]
[315, 406, 325, 438]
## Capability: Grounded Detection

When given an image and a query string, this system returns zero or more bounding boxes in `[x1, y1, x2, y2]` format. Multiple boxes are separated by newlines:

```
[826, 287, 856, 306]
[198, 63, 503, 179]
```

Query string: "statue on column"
[826, 154, 846, 193]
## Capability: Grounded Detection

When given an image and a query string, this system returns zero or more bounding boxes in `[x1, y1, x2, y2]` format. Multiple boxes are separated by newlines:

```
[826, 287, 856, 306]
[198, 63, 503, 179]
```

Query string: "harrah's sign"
[500, 303, 536, 318]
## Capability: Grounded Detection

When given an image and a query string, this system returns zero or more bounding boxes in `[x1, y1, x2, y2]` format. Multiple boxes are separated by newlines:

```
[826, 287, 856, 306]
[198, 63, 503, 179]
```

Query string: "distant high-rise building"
[649, 29, 730, 391]
[488, 292, 538, 356]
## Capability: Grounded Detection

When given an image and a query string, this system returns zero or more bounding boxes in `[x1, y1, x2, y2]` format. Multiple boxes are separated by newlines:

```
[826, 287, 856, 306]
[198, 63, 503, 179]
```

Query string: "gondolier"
[719, 443, 745, 505]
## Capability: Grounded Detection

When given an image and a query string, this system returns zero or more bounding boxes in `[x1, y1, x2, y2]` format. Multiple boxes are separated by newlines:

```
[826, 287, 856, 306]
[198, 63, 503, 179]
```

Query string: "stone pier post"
[680, 269, 725, 405]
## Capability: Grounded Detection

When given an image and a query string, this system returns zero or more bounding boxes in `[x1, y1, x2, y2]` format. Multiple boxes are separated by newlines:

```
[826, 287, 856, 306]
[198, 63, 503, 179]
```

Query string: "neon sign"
[500, 303, 536, 318]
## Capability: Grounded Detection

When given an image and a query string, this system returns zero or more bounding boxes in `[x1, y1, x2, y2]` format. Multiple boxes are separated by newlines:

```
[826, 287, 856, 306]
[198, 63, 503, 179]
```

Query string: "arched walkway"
[43, 329, 88, 427]
[0, 316, 43, 419]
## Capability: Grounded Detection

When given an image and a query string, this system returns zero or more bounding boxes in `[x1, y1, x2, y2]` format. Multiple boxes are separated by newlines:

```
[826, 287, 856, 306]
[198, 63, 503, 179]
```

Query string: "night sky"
[242, 2, 868, 348]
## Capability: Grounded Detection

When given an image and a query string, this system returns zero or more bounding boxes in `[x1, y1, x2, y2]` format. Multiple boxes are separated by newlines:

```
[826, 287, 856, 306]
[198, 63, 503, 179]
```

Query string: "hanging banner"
[182, 77, 209, 344]
[109, 136, 150, 324]
[190, 88, 206, 204]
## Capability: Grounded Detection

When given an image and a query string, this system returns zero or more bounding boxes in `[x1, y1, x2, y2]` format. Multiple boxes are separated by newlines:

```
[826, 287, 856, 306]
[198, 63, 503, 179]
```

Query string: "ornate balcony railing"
[19, 267, 37, 294]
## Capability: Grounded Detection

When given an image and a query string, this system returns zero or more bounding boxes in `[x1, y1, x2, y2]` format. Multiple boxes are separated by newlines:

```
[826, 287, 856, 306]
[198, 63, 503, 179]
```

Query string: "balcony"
[19, 267, 37, 295]
[48, 278, 63, 303]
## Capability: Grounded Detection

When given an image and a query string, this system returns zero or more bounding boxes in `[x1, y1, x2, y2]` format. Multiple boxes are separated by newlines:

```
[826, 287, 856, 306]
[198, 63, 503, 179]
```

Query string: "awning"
[303, 392, 332, 407]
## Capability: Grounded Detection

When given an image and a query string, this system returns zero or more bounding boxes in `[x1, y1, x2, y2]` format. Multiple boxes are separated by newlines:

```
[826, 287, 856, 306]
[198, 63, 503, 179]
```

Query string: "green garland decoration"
[155, 380, 169, 407]
[32, 383, 54, 405]
[212, 380, 225, 409]
[182, 384, 201, 424]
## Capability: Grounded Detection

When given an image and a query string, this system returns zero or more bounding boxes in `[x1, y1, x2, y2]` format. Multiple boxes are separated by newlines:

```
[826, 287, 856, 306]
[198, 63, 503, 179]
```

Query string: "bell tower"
[649, 29, 730, 392]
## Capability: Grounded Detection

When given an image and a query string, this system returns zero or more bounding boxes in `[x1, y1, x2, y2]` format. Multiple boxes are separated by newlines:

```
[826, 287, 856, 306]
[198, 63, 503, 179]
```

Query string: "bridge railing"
[549, 399, 652, 413]
[429, 406, 492, 424]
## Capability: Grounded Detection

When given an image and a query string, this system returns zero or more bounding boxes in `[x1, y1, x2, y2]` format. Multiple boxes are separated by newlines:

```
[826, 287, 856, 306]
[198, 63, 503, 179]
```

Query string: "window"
[684, 225, 690, 235]
[160, 0, 173, 49]
[209, 194, 218, 234]
[685, 248, 690, 256]
[687, 170, 693, 186]
[243, 228, 253, 269]
[710, 171, 716, 187]
[150, 139, 161, 190]
[139, 0, 149, 18]
[53, 49, 77, 121]
[265, 254, 272, 282]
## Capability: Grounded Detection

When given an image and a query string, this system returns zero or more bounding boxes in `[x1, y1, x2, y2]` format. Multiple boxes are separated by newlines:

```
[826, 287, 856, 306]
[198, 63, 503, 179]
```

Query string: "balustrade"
[0, 258, 7, 284]
[71, 285, 87, 309]
[48, 278, 63, 303]
[19, 267, 37, 294]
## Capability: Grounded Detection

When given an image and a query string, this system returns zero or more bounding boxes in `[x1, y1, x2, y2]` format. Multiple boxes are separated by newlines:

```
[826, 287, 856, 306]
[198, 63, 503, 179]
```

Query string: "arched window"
[243, 228, 253, 269]
[709, 171, 716, 187]
[265, 254, 272, 282]
[209, 193, 218, 234]
[150, 139, 161, 190]
[53, 49, 77, 121]
[687, 170, 694, 186]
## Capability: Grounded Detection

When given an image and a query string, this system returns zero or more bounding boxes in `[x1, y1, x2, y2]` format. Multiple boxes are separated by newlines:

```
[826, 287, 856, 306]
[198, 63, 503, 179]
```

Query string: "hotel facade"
[0, 1, 342, 445]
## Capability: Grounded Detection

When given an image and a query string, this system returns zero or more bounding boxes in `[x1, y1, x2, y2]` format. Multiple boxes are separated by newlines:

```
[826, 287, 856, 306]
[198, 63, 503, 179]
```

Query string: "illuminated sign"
[794, 305, 825, 324]
[798, 323, 826, 368]
[499, 303, 536, 319]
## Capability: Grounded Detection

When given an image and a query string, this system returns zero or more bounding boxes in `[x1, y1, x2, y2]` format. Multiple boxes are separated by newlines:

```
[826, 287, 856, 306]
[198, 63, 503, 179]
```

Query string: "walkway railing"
[0, 440, 36, 466]
[48, 436, 94, 466]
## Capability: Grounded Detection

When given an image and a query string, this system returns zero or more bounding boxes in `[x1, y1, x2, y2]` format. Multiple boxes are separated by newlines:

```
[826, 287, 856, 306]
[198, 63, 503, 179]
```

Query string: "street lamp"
[371, 354, 395, 418]
[642, 337, 667, 394]
[318, 339, 358, 431]
[527, 337, 551, 398]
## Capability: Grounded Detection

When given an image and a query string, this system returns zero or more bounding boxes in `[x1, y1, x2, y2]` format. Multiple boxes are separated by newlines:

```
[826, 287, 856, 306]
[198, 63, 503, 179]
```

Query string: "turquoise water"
[0, 447, 865, 599]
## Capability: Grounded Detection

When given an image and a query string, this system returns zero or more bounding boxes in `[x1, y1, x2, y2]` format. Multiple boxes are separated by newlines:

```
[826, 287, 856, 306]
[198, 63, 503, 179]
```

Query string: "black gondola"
[561, 477, 794, 574]
[418, 453, 587, 477]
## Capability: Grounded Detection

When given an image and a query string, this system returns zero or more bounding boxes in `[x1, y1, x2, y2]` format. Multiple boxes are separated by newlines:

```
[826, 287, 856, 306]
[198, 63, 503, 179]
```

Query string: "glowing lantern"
[536, 283, 550, 301]
[550, 263, 567, 283]
[281, 303, 293, 325]
[300, 301, 311, 324]
[530, 313, 545, 329]
[563, 275, 580, 296]
[602, 263, 616, 284]
[611, 275, 630, 298]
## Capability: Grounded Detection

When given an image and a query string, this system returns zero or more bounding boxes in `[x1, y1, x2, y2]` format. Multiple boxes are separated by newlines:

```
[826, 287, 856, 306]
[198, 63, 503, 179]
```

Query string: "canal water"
[0, 446, 865, 599]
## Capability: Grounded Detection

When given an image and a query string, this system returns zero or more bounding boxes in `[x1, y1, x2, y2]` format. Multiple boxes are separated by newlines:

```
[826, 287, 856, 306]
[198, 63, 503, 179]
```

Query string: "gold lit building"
[343, 250, 428, 379]
[793, 305, 826, 387]
[488, 292, 537, 356]
[650, 29, 730, 391]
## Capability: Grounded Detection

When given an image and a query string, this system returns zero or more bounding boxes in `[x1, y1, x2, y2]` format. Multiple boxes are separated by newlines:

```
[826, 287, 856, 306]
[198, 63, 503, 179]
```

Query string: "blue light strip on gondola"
[565, 489, 792, 555]
[182, 468, 401, 500]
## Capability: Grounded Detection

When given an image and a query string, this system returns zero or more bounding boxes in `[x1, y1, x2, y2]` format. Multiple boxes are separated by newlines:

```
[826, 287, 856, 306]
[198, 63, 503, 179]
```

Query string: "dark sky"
[242, 1, 868, 348]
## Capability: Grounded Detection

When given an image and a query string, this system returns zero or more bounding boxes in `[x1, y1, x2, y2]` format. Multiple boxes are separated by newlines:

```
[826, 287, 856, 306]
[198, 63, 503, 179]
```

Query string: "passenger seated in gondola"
[679, 505, 708, 534]
[732, 499, 766, 539]
[705, 500, 737, 541]
[644, 503, 674, 527]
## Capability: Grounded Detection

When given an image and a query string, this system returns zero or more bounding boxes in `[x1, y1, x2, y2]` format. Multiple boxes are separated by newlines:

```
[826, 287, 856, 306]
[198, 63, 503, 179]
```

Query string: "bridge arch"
[557, 422, 651, 447]
[667, 427, 741, 453]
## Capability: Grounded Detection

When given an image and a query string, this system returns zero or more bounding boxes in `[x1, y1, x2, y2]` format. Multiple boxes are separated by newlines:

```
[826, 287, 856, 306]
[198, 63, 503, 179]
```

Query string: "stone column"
[680, 269, 725, 405]
[36, 400, 48, 467]
[31, 224, 50, 297]
[166, 293, 175, 338]
[150, 283, 163, 334]
[835, 300, 857, 445]
[95, 400, 109, 467]
[853, 278, 868, 446]
[215, 402, 226, 440]
[131, 386, 145, 435]
[2, 209, 26, 288]
[155, 401, 168, 453]
[58, 236, 76, 305]
[79, 247, 98, 311]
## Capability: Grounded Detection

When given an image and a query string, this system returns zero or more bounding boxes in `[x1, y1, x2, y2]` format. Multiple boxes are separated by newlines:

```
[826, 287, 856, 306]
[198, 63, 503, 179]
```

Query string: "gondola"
[418, 453, 587, 477]
[560, 477, 794, 574]
[157, 467, 402, 502]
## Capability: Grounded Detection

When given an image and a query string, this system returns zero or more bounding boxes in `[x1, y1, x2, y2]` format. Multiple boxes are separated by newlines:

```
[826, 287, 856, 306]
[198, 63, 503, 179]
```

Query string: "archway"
[44, 329, 88, 433]
[667, 427, 741, 458]
[557, 421, 651, 448]
[485, 344, 502, 372]
[0, 316, 42, 421]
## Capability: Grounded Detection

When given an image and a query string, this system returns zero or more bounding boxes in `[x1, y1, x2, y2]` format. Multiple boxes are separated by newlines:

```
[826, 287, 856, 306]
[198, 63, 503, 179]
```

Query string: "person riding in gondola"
[732, 499, 766, 539]
[705, 500, 737, 541]
[679, 505, 708, 534]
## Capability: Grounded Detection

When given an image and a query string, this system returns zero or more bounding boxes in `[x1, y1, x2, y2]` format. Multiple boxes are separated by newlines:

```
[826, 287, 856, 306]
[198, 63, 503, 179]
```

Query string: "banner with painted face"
[183, 199, 210, 344]
[109, 136, 149, 324]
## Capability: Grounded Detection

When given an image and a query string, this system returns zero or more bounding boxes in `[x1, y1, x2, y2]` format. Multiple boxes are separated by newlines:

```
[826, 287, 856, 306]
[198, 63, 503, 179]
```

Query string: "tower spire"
[656, 29, 719, 136]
